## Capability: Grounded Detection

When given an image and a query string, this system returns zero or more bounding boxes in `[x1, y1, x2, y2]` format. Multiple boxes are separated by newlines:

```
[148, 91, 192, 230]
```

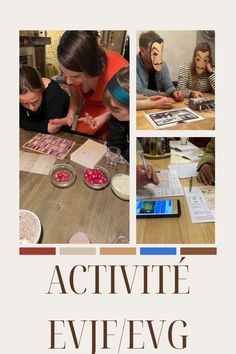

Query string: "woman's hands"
[197, 163, 215, 185]
[78, 113, 99, 129]
[172, 90, 184, 102]
[150, 95, 175, 109]
[190, 90, 203, 98]
[79, 112, 111, 129]
[206, 62, 214, 74]
[49, 113, 74, 127]
[136, 164, 160, 189]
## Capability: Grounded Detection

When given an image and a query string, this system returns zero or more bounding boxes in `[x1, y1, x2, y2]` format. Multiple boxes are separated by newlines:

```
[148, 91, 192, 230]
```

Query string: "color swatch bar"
[59, 247, 96, 255]
[140, 247, 177, 255]
[100, 248, 136, 255]
[180, 247, 217, 255]
[19, 247, 56, 255]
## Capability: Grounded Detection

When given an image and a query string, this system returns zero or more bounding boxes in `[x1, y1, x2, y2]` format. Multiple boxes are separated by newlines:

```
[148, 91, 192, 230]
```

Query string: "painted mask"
[151, 41, 164, 72]
[195, 50, 210, 74]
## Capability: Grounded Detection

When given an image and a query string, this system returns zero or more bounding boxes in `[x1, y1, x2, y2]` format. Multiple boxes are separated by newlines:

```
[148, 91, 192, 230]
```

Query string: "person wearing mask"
[178, 42, 215, 98]
[136, 31, 184, 108]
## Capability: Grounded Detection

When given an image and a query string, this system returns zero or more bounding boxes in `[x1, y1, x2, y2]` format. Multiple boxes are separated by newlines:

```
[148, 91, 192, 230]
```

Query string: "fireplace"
[20, 46, 36, 67]
[19, 35, 51, 76]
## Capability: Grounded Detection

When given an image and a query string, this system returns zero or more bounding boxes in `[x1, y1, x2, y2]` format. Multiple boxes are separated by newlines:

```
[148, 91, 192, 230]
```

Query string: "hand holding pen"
[137, 153, 160, 189]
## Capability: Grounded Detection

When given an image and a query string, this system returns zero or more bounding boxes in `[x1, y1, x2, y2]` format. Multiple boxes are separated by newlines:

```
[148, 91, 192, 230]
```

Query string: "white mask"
[151, 41, 164, 72]
[195, 50, 210, 74]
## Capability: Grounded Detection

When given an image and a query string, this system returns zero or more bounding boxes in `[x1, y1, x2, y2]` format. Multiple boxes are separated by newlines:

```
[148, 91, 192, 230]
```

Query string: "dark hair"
[139, 31, 163, 49]
[103, 66, 129, 109]
[190, 42, 213, 88]
[20, 65, 44, 95]
[57, 31, 107, 77]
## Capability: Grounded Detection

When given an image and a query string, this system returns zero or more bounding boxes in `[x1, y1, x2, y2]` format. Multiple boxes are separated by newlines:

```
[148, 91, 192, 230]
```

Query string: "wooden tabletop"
[136, 93, 215, 130]
[20, 129, 129, 244]
[136, 149, 215, 244]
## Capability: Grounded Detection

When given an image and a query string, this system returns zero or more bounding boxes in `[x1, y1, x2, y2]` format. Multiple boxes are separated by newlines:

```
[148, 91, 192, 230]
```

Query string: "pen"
[141, 152, 149, 178]
[189, 176, 193, 192]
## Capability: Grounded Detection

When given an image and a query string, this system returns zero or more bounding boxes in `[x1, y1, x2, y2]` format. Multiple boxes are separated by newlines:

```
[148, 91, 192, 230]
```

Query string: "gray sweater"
[136, 53, 176, 97]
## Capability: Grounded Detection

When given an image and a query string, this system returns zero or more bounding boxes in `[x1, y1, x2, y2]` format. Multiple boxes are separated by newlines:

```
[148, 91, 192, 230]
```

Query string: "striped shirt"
[178, 62, 215, 98]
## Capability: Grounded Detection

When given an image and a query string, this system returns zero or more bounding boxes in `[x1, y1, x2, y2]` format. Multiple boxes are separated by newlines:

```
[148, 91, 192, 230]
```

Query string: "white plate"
[19, 210, 41, 244]
[111, 174, 129, 200]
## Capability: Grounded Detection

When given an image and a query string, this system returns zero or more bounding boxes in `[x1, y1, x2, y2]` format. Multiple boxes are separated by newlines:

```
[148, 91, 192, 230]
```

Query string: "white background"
[1, 0, 235, 352]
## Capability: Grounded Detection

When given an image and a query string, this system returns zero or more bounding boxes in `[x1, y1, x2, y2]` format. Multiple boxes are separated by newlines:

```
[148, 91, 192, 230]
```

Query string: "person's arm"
[197, 164, 215, 185]
[197, 138, 215, 170]
[206, 63, 215, 93]
[78, 111, 111, 129]
[208, 73, 215, 93]
[136, 95, 175, 110]
[136, 56, 160, 96]
[49, 85, 82, 127]
[136, 97, 157, 110]
[136, 164, 160, 189]
[177, 63, 193, 98]
[66, 85, 82, 124]
[136, 71, 159, 96]
[178, 63, 204, 98]
[136, 94, 148, 101]
[197, 138, 215, 185]
[46, 85, 70, 133]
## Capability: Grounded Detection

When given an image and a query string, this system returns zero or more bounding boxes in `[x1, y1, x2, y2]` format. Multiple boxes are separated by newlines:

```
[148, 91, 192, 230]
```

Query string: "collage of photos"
[19, 29, 215, 246]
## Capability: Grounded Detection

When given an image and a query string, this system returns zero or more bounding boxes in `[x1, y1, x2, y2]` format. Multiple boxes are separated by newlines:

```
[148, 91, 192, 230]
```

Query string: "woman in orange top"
[50, 31, 128, 139]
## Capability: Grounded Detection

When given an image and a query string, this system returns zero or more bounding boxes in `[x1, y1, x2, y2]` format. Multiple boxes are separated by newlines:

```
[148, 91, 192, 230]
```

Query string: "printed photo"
[146, 108, 204, 129]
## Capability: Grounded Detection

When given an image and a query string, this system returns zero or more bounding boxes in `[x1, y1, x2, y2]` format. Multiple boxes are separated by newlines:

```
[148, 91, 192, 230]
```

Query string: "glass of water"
[106, 146, 121, 169]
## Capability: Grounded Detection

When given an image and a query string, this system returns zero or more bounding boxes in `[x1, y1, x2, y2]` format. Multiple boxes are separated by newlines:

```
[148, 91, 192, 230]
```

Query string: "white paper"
[70, 139, 107, 168]
[169, 162, 198, 178]
[200, 185, 215, 218]
[20, 150, 56, 175]
[184, 186, 215, 223]
[137, 169, 184, 198]
[172, 150, 203, 161]
[170, 140, 198, 152]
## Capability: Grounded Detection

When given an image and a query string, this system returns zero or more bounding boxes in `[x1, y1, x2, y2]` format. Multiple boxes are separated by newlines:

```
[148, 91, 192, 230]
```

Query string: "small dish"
[68, 232, 91, 244]
[111, 174, 129, 200]
[49, 163, 76, 188]
[19, 210, 41, 244]
[84, 166, 110, 190]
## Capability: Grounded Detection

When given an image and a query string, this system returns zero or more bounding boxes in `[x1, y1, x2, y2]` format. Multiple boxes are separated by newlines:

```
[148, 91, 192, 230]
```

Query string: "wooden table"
[136, 93, 215, 130]
[136, 149, 215, 244]
[20, 129, 129, 244]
